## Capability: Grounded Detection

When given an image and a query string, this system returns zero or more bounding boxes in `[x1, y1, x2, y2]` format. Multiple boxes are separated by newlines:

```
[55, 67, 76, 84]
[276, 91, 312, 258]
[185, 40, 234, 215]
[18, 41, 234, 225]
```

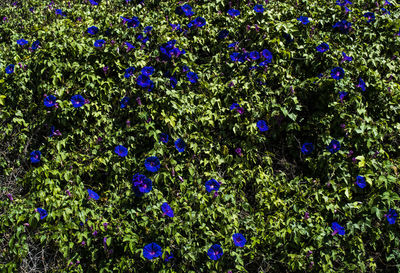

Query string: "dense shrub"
[1, 0, 400, 272]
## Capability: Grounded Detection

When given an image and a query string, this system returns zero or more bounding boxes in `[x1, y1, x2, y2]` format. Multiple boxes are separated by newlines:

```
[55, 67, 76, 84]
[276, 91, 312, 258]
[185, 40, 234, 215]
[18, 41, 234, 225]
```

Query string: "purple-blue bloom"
[5, 64, 14, 74]
[297, 16, 309, 25]
[341, 52, 352, 62]
[141, 66, 154, 76]
[205, 179, 220, 192]
[159, 133, 169, 144]
[327, 139, 341, 154]
[137, 74, 151, 88]
[144, 26, 153, 34]
[55, 9, 66, 16]
[331, 222, 345, 235]
[114, 145, 128, 157]
[218, 29, 229, 39]
[207, 244, 223, 260]
[261, 49, 273, 63]
[120, 97, 130, 108]
[44, 95, 57, 107]
[254, 5, 264, 13]
[331, 67, 345, 80]
[143, 243, 162, 260]
[132, 173, 152, 195]
[232, 233, 246, 247]
[333, 20, 352, 34]
[30, 150, 41, 163]
[175, 138, 186, 152]
[357, 78, 366, 91]
[161, 202, 174, 217]
[339, 91, 348, 103]
[227, 9, 240, 17]
[124, 66, 135, 78]
[364, 12, 375, 23]
[316, 42, 329, 53]
[71, 95, 85, 108]
[31, 40, 40, 51]
[94, 39, 105, 47]
[301, 143, 314, 155]
[386, 209, 398, 224]
[87, 189, 100, 200]
[36, 208, 48, 219]
[257, 120, 269, 132]
[336, 0, 352, 6]
[355, 175, 366, 189]
[144, 156, 161, 172]
[17, 39, 28, 46]
[249, 51, 260, 60]
[187, 71, 198, 83]
[87, 26, 99, 35]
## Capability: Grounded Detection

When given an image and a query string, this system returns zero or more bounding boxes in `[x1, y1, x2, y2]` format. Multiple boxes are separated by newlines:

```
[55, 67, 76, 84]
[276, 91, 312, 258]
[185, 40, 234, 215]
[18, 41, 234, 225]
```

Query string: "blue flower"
[175, 138, 186, 152]
[331, 67, 345, 80]
[144, 156, 161, 173]
[87, 26, 99, 35]
[341, 52, 352, 62]
[207, 244, 223, 260]
[87, 189, 100, 200]
[55, 9, 66, 16]
[89, 0, 98, 5]
[230, 103, 240, 110]
[120, 97, 130, 108]
[44, 95, 57, 107]
[230, 52, 241, 62]
[232, 233, 246, 247]
[336, 0, 352, 6]
[187, 72, 198, 83]
[182, 65, 190, 72]
[301, 143, 314, 155]
[331, 222, 345, 235]
[71, 95, 85, 108]
[227, 9, 240, 17]
[30, 151, 41, 163]
[124, 42, 135, 52]
[327, 139, 340, 154]
[339, 91, 348, 102]
[364, 12, 375, 23]
[17, 39, 28, 46]
[161, 202, 174, 217]
[120, 16, 141, 28]
[124, 66, 135, 78]
[94, 39, 105, 47]
[144, 26, 153, 34]
[357, 78, 366, 91]
[249, 51, 260, 60]
[228, 42, 238, 48]
[205, 179, 220, 192]
[297, 16, 309, 25]
[141, 66, 154, 76]
[257, 120, 269, 132]
[261, 49, 273, 63]
[254, 5, 264, 12]
[386, 209, 398, 224]
[176, 4, 194, 17]
[132, 173, 153, 195]
[36, 208, 48, 219]
[143, 243, 162, 260]
[170, 76, 178, 88]
[316, 42, 329, 53]
[218, 29, 229, 39]
[114, 145, 128, 157]
[5, 64, 14, 74]
[31, 40, 40, 51]
[159, 133, 169, 144]
[137, 74, 151, 88]
[355, 175, 366, 189]
[333, 20, 352, 34]
[164, 252, 174, 262]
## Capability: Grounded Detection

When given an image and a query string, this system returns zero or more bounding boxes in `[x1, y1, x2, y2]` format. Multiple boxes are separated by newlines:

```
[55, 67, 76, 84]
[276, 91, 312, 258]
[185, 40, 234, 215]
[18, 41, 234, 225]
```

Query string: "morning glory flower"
[137, 74, 151, 88]
[297, 16, 309, 25]
[143, 243, 162, 260]
[207, 244, 223, 260]
[161, 202, 174, 217]
[124, 66, 135, 78]
[341, 52, 352, 62]
[218, 29, 229, 39]
[114, 145, 128, 157]
[144, 156, 161, 172]
[249, 51, 260, 60]
[339, 91, 348, 103]
[364, 12, 375, 23]
[164, 252, 174, 262]
[5, 64, 14, 74]
[316, 42, 329, 53]
[189, 17, 206, 28]
[357, 78, 366, 91]
[71, 95, 85, 108]
[205, 179, 220, 192]
[227, 9, 240, 17]
[144, 26, 153, 34]
[141, 66, 154, 76]
[17, 39, 28, 46]
[30, 150, 41, 163]
[94, 39, 106, 47]
[254, 5, 264, 12]
[355, 175, 366, 188]
[327, 139, 341, 154]
[36, 208, 48, 219]
[31, 40, 40, 51]
[333, 20, 352, 34]
[175, 138, 186, 152]
[44, 95, 57, 107]
[159, 133, 169, 144]
[232, 233, 246, 247]
[331, 67, 345, 80]
[87, 189, 100, 200]
[261, 49, 273, 63]
[301, 143, 314, 155]
[187, 72, 198, 83]
[257, 120, 269, 132]
[55, 9, 66, 16]
[331, 222, 345, 235]
[120, 97, 130, 108]
[87, 26, 99, 35]
[336, 0, 352, 6]
[124, 42, 135, 52]
[385, 209, 398, 224]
